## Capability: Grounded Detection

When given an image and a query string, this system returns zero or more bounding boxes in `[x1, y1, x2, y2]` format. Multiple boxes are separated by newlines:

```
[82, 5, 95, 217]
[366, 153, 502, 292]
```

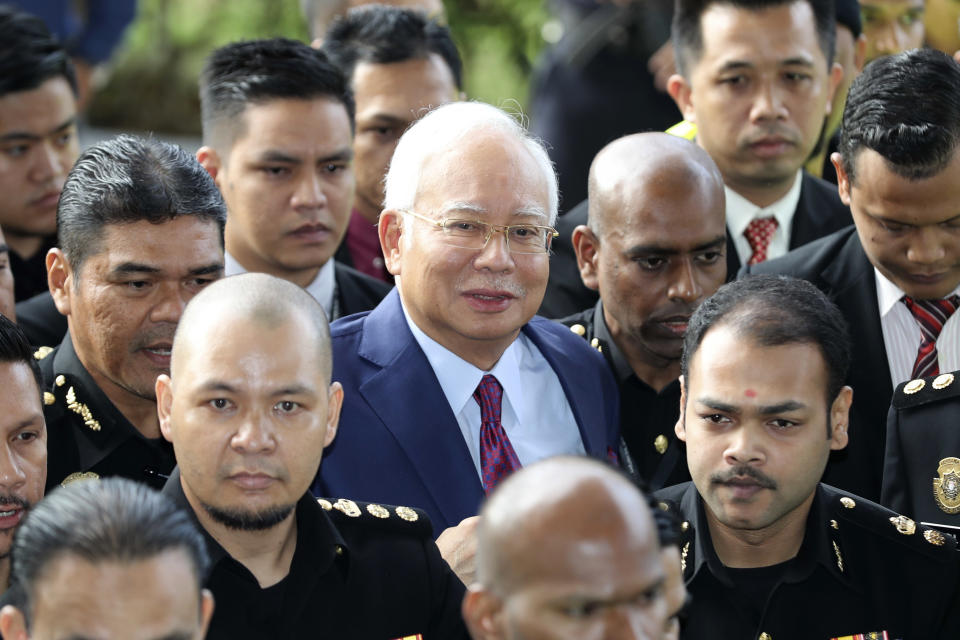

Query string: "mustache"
[456, 275, 527, 298]
[710, 465, 777, 490]
[0, 495, 30, 510]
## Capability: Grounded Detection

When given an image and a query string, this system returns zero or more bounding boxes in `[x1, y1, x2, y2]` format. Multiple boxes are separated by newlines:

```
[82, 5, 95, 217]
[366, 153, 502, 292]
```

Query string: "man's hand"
[436, 515, 481, 585]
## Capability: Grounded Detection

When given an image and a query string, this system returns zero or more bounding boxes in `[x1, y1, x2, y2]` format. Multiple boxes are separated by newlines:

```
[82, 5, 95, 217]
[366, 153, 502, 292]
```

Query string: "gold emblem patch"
[317, 498, 332, 511]
[654, 434, 668, 455]
[333, 499, 361, 517]
[680, 541, 689, 573]
[366, 503, 390, 519]
[65, 386, 101, 432]
[832, 540, 844, 572]
[840, 497, 856, 509]
[889, 515, 916, 535]
[43, 392, 55, 406]
[934, 457, 960, 514]
[395, 506, 418, 522]
[933, 373, 955, 390]
[904, 378, 926, 394]
[61, 471, 99, 486]
[924, 529, 946, 546]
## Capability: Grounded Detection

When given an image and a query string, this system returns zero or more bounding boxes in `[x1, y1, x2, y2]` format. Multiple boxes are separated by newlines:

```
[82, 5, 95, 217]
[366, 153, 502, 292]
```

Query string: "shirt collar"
[724, 170, 803, 240]
[592, 301, 635, 383]
[875, 266, 960, 317]
[399, 297, 526, 418]
[225, 251, 337, 318]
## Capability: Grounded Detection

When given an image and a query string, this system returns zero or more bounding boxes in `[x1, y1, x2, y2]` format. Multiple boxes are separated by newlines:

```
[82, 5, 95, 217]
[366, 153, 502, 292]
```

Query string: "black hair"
[681, 275, 851, 426]
[0, 5, 76, 98]
[672, 0, 836, 76]
[57, 134, 227, 275]
[8, 477, 209, 629]
[200, 37, 355, 147]
[0, 314, 42, 402]
[323, 5, 463, 92]
[838, 48, 960, 184]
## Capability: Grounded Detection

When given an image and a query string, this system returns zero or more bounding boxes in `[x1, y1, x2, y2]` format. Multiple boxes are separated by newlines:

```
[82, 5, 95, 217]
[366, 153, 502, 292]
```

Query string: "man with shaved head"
[562, 133, 726, 490]
[157, 272, 468, 638]
[463, 456, 669, 639]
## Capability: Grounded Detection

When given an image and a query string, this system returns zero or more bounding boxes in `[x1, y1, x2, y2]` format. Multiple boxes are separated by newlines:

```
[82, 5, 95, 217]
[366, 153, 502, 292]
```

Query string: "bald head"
[587, 133, 724, 239]
[172, 272, 333, 382]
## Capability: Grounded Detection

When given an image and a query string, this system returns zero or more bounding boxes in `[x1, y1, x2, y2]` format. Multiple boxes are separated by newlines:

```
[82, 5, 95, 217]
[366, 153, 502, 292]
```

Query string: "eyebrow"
[62, 634, 194, 640]
[0, 116, 76, 144]
[718, 57, 815, 72]
[696, 397, 807, 414]
[196, 381, 315, 397]
[626, 235, 727, 257]
[870, 211, 960, 227]
[256, 148, 353, 165]
[109, 262, 224, 277]
[11, 413, 44, 431]
[361, 113, 408, 127]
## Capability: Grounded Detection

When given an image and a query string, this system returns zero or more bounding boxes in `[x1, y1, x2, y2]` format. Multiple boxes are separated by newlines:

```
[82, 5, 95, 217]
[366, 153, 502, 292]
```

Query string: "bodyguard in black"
[558, 133, 727, 489]
[657, 275, 960, 639]
[882, 370, 960, 531]
[37, 135, 226, 490]
[163, 469, 466, 639]
[156, 273, 468, 640]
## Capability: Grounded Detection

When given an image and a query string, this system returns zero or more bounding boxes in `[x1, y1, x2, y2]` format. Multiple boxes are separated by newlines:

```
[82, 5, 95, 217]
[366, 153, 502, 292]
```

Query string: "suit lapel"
[355, 292, 483, 524]
[725, 232, 741, 280]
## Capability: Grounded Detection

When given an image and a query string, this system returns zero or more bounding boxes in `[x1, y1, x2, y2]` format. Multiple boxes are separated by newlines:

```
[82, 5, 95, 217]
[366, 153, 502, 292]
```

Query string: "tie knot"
[744, 216, 779, 265]
[903, 295, 960, 327]
[474, 374, 503, 413]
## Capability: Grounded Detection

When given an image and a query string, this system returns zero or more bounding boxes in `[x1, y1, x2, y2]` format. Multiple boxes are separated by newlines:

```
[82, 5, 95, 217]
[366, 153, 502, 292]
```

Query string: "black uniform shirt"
[36, 333, 175, 491]
[162, 470, 469, 640]
[656, 481, 960, 640]
[561, 301, 690, 489]
[10, 235, 54, 302]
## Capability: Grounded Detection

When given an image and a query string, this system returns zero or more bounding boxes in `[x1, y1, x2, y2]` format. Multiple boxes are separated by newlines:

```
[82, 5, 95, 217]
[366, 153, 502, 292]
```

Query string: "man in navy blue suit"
[314, 101, 620, 583]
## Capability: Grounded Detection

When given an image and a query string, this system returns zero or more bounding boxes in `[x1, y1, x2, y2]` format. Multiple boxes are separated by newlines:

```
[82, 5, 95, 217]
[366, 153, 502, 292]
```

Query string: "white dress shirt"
[225, 251, 336, 319]
[876, 268, 960, 386]
[400, 300, 584, 481]
[726, 170, 803, 265]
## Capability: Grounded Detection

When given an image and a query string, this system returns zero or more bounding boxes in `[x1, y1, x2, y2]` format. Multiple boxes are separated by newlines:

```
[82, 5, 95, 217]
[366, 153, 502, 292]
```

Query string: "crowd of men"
[0, 0, 957, 638]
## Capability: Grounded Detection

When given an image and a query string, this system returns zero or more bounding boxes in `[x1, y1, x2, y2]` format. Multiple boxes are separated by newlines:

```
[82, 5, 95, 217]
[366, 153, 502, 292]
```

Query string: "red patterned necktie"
[475, 374, 521, 493]
[902, 295, 960, 378]
[744, 216, 779, 265]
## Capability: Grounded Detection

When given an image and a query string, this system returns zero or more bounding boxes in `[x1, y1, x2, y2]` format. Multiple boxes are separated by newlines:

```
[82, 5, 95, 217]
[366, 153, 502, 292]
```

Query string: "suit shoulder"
[823, 485, 958, 558]
[653, 481, 694, 506]
[891, 370, 960, 409]
[801, 171, 844, 203]
[743, 225, 857, 278]
[335, 262, 393, 296]
[330, 310, 371, 339]
[317, 497, 433, 539]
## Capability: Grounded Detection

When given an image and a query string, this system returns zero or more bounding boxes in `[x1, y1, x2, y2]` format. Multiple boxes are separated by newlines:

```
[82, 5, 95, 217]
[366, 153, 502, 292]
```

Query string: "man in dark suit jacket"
[539, 0, 852, 319]
[195, 39, 391, 318]
[743, 50, 960, 503]
[315, 102, 620, 585]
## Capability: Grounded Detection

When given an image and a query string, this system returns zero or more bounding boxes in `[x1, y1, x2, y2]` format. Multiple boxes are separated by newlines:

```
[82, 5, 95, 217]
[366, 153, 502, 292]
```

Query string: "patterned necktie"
[475, 374, 521, 493]
[744, 216, 779, 265]
[902, 295, 960, 378]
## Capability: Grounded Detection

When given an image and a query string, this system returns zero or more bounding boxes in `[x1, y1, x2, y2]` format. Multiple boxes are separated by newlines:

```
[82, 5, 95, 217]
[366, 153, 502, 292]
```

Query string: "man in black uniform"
[742, 49, 960, 503]
[656, 275, 960, 639]
[34, 135, 225, 490]
[197, 38, 391, 318]
[157, 272, 467, 639]
[883, 369, 960, 532]
[560, 132, 726, 490]
[0, 477, 214, 640]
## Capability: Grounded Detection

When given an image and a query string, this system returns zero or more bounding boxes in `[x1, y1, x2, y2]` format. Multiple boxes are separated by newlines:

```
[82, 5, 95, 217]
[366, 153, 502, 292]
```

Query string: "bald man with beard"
[462, 456, 669, 640]
[561, 133, 727, 490]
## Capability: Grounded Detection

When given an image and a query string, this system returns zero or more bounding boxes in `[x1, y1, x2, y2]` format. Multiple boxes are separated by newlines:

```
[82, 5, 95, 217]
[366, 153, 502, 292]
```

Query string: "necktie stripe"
[902, 295, 960, 378]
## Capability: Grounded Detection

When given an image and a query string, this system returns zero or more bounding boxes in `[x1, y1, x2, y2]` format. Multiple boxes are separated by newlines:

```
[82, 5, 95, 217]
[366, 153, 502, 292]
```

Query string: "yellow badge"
[830, 519, 839, 530]
[569, 324, 585, 336]
[933, 373, 955, 390]
[317, 498, 333, 511]
[366, 503, 390, 519]
[61, 471, 99, 487]
[55, 374, 65, 387]
[904, 378, 925, 394]
[840, 497, 856, 509]
[934, 457, 960, 514]
[654, 434, 668, 455]
[889, 515, 916, 535]
[395, 506, 419, 522]
[759, 633, 772, 640]
[924, 529, 946, 546]
[43, 392, 55, 406]
[33, 346, 53, 360]
[65, 386, 101, 432]
[333, 499, 361, 518]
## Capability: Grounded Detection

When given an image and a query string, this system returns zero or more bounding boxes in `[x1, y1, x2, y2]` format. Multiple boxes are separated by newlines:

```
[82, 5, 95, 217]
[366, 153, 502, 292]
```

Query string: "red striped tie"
[902, 295, 960, 378]
[475, 374, 521, 493]
[745, 217, 779, 265]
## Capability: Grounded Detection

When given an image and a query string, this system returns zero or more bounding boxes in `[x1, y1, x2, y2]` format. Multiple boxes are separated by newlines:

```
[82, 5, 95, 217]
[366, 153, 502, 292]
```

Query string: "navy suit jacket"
[315, 289, 620, 536]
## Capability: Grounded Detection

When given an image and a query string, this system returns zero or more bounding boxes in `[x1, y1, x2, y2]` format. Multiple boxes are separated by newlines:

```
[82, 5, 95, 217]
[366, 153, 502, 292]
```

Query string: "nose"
[0, 444, 27, 492]
[29, 140, 66, 184]
[906, 227, 947, 266]
[472, 228, 516, 272]
[291, 172, 326, 212]
[667, 259, 703, 304]
[148, 282, 189, 325]
[231, 410, 276, 454]
[749, 81, 788, 123]
[723, 425, 765, 467]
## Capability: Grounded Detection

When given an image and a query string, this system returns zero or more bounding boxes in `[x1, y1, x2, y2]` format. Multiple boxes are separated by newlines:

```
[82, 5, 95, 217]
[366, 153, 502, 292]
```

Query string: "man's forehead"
[697, 1, 825, 64]
[233, 97, 352, 149]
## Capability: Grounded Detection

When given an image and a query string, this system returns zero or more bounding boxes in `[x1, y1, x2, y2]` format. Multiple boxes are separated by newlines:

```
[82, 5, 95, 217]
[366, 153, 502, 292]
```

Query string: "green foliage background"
[88, 0, 550, 134]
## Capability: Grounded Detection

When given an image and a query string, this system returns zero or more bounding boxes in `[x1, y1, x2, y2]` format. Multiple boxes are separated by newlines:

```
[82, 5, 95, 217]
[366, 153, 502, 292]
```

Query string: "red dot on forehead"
[744, 389, 757, 398]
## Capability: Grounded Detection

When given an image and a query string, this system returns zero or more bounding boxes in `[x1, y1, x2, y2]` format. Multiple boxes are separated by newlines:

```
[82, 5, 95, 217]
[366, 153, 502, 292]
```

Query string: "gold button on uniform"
[43, 392, 55, 406]
[654, 434, 668, 454]
[840, 497, 856, 509]
[904, 378, 925, 394]
[55, 374, 66, 387]
[570, 324, 586, 336]
[934, 373, 955, 390]
[759, 633, 772, 640]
